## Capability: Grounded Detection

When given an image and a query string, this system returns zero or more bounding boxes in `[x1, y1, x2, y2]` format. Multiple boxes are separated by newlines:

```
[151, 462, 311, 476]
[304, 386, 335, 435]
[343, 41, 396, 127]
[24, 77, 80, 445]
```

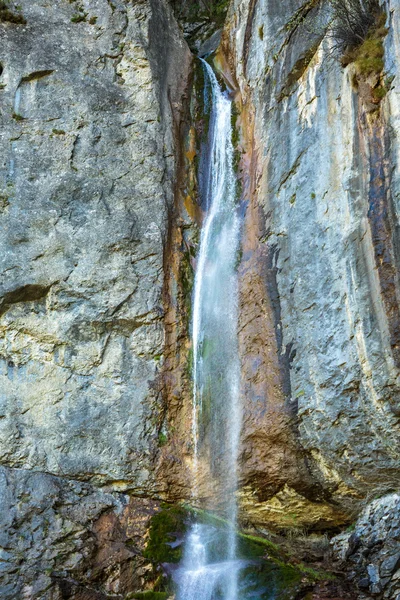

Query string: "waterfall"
[175, 59, 243, 600]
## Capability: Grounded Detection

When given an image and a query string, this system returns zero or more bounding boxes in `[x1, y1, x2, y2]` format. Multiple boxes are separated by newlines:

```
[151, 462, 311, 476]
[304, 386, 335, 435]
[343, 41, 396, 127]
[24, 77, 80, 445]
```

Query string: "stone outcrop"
[2, 0, 400, 597]
[332, 494, 400, 599]
[0, 0, 191, 596]
[0, 465, 161, 598]
[218, 0, 400, 532]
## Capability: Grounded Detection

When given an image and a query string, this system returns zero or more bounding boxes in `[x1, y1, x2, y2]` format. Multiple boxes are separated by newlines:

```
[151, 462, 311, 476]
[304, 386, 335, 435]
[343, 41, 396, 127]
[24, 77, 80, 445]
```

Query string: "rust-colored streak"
[157, 56, 200, 502]
[235, 90, 322, 506]
[363, 112, 400, 367]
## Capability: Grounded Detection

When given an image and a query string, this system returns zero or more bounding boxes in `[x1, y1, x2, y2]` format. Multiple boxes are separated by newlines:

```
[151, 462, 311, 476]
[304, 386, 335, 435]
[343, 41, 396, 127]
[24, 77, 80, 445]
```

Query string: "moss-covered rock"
[143, 505, 188, 564]
[342, 11, 388, 76]
[126, 593, 169, 600]
[141, 505, 334, 599]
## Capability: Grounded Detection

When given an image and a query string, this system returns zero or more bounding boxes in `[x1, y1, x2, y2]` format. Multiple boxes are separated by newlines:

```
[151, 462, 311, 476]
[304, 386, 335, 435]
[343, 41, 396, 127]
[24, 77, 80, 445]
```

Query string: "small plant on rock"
[71, 12, 87, 23]
[329, 0, 379, 54]
[0, 0, 26, 24]
[329, 0, 389, 105]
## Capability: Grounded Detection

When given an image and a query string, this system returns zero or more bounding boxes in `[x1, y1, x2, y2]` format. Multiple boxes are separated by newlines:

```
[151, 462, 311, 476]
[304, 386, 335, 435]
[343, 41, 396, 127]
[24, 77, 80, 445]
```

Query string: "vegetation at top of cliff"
[169, 0, 230, 50]
[0, 0, 26, 24]
[329, 0, 389, 104]
[329, 0, 380, 53]
[342, 12, 387, 75]
[170, 0, 229, 27]
[330, 0, 388, 74]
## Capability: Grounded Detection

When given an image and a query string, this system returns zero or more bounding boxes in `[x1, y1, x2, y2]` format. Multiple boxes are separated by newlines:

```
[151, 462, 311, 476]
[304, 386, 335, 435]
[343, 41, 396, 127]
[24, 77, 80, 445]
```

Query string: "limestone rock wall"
[332, 493, 400, 599]
[3, 0, 400, 596]
[0, 0, 191, 596]
[219, 0, 400, 529]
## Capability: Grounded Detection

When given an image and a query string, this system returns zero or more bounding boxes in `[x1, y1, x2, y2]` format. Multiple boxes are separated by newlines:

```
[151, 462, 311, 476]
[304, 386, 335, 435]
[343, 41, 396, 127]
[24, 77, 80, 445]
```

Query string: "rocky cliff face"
[216, 0, 400, 594]
[2, 0, 400, 598]
[0, 0, 191, 597]
[218, 0, 400, 525]
[332, 494, 400, 598]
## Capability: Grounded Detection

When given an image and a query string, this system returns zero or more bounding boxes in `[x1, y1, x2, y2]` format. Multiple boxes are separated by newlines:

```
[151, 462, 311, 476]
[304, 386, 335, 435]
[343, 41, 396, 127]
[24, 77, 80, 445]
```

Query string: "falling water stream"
[174, 59, 243, 600]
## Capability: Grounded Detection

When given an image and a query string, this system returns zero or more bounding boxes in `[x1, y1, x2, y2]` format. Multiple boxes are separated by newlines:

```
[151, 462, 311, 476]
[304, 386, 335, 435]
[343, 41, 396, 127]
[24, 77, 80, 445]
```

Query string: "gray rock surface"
[0, 465, 117, 598]
[0, 0, 191, 596]
[0, 0, 190, 486]
[222, 0, 400, 520]
[3, 0, 400, 595]
[332, 494, 400, 599]
[0, 464, 160, 599]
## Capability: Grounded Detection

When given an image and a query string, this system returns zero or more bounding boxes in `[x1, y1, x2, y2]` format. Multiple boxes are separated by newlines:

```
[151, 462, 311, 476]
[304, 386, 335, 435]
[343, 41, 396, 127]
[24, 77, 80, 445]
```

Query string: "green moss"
[12, 112, 24, 121]
[290, 193, 296, 205]
[258, 25, 264, 40]
[297, 563, 336, 581]
[372, 84, 387, 101]
[188, 507, 282, 559]
[143, 505, 188, 564]
[143, 505, 335, 599]
[239, 532, 281, 556]
[179, 247, 194, 327]
[339, 10, 390, 107]
[158, 431, 168, 447]
[71, 12, 87, 22]
[353, 38, 384, 76]
[231, 102, 240, 148]
[52, 128, 66, 135]
[311, 192, 316, 199]
[231, 101, 242, 177]
[127, 593, 169, 600]
[342, 11, 388, 78]
[0, 194, 9, 210]
[185, 346, 194, 380]
[194, 58, 209, 140]
[88, 15, 97, 24]
[71, 4, 87, 23]
[235, 245, 243, 270]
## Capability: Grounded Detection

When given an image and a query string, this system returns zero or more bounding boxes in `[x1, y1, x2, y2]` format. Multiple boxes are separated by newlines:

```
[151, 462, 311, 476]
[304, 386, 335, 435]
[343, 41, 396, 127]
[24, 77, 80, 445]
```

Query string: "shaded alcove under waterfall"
[173, 59, 244, 600]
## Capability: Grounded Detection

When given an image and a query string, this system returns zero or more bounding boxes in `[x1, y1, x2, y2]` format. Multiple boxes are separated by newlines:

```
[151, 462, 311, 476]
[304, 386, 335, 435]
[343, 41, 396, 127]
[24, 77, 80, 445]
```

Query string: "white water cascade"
[174, 59, 243, 600]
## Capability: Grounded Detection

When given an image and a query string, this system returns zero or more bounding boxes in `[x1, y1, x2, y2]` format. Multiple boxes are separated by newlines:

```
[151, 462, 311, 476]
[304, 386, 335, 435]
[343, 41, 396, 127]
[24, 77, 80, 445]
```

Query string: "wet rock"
[198, 29, 222, 57]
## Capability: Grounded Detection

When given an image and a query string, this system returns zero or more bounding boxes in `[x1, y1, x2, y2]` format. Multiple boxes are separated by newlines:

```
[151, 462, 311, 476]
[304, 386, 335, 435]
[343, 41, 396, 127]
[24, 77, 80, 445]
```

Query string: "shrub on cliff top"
[329, 0, 380, 53]
[329, 0, 389, 101]
[341, 10, 387, 74]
